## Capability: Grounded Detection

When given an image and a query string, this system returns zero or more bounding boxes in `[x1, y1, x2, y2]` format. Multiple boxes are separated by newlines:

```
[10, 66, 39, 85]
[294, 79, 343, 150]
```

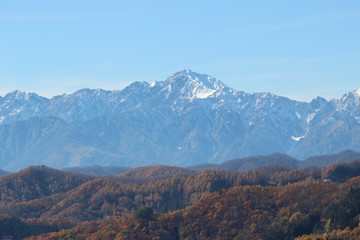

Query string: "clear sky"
[1, 1, 360, 102]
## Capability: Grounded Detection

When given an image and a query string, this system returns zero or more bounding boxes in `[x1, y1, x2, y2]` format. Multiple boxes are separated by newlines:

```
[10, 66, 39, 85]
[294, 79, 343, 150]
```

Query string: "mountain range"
[0, 69, 359, 171]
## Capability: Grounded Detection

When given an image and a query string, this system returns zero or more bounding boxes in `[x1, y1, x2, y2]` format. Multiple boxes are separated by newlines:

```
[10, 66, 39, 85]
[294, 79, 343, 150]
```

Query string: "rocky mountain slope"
[0, 70, 359, 170]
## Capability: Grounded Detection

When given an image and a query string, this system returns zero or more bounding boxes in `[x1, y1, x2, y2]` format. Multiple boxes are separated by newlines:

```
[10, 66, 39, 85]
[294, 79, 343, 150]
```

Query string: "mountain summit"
[167, 69, 226, 94]
[150, 69, 229, 101]
[0, 70, 359, 170]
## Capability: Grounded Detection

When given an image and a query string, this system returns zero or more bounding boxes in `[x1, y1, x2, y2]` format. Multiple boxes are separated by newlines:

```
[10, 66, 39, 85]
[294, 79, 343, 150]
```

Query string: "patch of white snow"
[291, 135, 306, 141]
[24, 92, 32, 101]
[194, 89, 216, 99]
[354, 88, 360, 97]
[9, 107, 24, 116]
[307, 112, 316, 124]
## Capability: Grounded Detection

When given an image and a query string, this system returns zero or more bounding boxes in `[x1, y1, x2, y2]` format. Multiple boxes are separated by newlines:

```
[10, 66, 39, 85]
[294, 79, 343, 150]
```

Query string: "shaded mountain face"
[0, 70, 359, 171]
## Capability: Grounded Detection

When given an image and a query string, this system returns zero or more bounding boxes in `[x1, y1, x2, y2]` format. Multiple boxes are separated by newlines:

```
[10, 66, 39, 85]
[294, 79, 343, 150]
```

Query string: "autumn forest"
[1, 154, 360, 239]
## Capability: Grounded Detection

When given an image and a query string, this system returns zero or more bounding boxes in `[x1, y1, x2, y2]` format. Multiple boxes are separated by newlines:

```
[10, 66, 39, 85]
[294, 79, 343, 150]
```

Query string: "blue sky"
[0, 1, 359, 101]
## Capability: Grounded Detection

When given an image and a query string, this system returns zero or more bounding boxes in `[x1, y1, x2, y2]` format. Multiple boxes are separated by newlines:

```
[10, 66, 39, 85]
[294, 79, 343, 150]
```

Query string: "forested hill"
[1, 159, 360, 239]
[0, 166, 93, 203]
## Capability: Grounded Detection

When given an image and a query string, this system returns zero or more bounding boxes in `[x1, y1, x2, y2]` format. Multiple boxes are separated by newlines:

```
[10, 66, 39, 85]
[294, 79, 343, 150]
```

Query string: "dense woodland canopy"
[1, 156, 360, 239]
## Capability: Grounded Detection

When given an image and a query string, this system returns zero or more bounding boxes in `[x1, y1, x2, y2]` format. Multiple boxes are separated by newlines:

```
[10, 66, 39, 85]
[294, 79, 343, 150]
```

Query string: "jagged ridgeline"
[0, 70, 360, 171]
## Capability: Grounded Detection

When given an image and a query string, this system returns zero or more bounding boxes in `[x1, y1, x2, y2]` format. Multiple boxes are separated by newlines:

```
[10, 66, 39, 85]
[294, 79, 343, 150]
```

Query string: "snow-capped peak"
[343, 88, 360, 101]
[167, 69, 225, 88]
[335, 88, 360, 111]
[5, 90, 28, 99]
[164, 69, 228, 99]
[353, 88, 360, 97]
[3, 90, 43, 102]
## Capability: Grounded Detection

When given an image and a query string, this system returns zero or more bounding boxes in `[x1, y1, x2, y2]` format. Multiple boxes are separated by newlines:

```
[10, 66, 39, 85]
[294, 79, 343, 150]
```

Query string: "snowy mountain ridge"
[0, 70, 359, 171]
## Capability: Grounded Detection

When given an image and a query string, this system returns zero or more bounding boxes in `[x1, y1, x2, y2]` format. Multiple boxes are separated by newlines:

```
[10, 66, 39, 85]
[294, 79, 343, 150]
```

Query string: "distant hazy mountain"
[190, 150, 360, 172]
[63, 165, 130, 177]
[0, 70, 359, 171]
[190, 153, 299, 172]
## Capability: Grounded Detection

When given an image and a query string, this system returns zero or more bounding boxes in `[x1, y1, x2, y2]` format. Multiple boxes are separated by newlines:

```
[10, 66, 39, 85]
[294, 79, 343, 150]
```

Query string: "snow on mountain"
[354, 88, 360, 97]
[0, 70, 359, 170]
[164, 69, 227, 99]
[0, 90, 49, 124]
[333, 89, 360, 125]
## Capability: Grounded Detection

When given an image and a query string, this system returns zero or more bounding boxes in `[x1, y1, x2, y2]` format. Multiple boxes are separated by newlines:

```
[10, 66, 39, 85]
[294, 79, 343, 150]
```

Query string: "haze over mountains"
[0, 70, 360, 171]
